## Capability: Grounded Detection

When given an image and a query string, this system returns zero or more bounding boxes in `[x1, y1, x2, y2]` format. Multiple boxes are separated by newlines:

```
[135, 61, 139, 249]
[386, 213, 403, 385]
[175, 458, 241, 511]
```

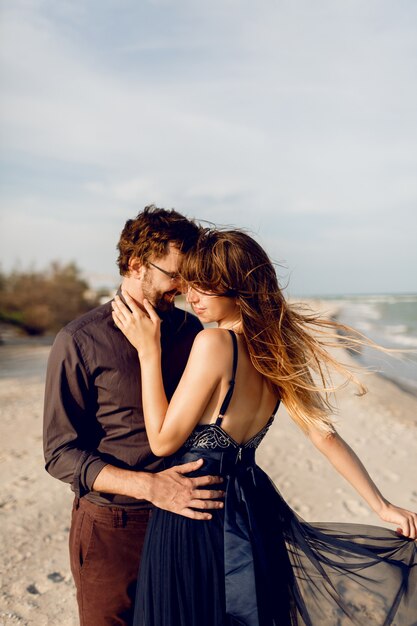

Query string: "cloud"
[1, 0, 417, 294]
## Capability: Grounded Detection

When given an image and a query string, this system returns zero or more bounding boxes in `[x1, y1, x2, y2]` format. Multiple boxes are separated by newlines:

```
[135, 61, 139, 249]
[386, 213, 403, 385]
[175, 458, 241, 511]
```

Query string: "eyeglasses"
[148, 261, 180, 282]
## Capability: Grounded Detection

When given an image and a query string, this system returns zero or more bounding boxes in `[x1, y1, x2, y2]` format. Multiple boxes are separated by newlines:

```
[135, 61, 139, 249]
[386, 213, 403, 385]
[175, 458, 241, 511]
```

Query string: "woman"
[112, 229, 417, 626]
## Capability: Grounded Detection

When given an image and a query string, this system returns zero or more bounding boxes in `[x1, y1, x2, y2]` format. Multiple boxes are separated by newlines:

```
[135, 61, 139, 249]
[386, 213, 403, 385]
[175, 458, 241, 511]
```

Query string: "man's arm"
[43, 329, 106, 497]
[92, 460, 225, 521]
[44, 328, 224, 517]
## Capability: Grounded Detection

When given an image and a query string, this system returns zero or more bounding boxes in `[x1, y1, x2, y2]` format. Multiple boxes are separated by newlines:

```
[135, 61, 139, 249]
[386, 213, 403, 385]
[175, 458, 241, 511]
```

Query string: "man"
[43, 206, 223, 626]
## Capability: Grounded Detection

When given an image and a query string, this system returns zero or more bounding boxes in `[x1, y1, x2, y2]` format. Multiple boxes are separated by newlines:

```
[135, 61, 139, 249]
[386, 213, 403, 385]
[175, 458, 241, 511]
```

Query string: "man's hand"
[145, 459, 224, 520]
[92, 459, 224, 520]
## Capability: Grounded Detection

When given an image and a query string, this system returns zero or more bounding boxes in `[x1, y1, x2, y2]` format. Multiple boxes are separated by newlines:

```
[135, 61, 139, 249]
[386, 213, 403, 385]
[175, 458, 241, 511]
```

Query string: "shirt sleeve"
[43, 329, 107, 497]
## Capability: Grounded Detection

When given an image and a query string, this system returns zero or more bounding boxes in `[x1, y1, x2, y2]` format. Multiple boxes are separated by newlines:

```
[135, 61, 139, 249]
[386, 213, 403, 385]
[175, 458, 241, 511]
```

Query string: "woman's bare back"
[197, 330, 279, 444]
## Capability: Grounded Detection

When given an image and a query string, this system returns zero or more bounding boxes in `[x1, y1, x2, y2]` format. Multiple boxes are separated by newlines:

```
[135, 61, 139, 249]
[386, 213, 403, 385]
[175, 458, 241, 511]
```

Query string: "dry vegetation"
[0, 262, 100, 336]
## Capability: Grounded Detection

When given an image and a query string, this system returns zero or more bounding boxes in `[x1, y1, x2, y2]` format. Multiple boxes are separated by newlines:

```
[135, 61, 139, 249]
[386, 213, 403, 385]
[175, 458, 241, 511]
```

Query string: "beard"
[142, 270, 178, 313]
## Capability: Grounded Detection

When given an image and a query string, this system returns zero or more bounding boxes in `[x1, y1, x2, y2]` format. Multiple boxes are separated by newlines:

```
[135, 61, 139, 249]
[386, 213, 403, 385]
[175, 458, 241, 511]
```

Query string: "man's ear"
[128, 257, 145, 279]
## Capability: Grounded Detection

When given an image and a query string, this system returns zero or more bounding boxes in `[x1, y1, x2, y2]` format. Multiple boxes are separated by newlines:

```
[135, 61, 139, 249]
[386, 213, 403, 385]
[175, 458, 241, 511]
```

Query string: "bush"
[0, 262, 101, 335]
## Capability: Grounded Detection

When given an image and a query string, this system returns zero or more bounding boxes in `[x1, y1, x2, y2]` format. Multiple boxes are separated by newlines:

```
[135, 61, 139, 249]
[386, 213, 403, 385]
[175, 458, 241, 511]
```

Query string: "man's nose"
[172, 275, 183, 290]
[176, 278, 188, 294]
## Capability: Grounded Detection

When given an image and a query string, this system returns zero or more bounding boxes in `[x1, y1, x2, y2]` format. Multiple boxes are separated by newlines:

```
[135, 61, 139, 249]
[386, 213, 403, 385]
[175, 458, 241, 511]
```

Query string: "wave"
[333, 294, 417, 397]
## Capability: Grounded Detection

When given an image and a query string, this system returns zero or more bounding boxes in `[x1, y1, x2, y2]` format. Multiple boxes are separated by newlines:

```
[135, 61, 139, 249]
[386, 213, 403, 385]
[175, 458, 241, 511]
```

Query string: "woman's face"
[186, 286, 241, 328]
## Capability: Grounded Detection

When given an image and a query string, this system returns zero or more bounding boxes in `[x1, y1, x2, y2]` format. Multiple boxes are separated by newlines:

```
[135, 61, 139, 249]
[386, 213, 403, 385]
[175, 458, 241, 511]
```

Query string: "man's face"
[141, 244, 183, 312]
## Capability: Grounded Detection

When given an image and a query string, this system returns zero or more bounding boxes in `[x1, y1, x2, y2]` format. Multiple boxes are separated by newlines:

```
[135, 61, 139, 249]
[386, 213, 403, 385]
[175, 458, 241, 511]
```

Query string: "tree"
[0, 262, 101, 335]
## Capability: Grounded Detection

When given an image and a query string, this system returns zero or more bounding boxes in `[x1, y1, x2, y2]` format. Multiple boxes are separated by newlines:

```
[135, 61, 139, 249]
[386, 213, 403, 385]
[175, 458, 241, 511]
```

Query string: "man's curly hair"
[117, 205, 201, 276]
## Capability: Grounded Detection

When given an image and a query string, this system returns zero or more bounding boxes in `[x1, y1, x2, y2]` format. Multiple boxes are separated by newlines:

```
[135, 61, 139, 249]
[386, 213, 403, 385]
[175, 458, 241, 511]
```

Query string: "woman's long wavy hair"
[181, 229, 374, 434]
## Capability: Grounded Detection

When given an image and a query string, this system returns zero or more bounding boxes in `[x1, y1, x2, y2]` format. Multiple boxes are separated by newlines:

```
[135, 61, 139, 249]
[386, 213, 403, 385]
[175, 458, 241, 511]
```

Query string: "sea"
[322, 293, 417, 396]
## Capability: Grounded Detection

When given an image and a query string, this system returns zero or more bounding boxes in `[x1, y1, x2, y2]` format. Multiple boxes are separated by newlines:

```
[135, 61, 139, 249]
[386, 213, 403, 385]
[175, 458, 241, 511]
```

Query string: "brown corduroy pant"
[69, 497, 151, 626]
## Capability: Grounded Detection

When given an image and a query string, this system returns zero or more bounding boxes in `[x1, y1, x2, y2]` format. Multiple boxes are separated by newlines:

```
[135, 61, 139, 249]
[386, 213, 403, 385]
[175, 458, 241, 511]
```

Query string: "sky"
[1, 0, 417, 296]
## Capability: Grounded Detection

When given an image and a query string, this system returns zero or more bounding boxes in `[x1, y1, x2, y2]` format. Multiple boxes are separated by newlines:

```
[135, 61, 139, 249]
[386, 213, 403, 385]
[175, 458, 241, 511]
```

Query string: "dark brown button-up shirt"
[43, 296, 202, 509]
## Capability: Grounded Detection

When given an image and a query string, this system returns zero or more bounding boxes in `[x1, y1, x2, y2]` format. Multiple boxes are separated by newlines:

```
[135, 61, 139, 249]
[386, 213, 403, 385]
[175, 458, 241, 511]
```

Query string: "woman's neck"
[217, 318, 242, 333]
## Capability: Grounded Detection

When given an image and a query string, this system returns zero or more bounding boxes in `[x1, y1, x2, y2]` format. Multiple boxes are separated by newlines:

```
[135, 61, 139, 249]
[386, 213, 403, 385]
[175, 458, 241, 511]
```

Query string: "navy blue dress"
[133, 331, 417, 626]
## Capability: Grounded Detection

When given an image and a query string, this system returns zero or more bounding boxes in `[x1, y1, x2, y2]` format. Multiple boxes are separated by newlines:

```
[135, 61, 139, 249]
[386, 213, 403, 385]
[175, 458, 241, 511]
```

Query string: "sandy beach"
[1, 310, 417, 626]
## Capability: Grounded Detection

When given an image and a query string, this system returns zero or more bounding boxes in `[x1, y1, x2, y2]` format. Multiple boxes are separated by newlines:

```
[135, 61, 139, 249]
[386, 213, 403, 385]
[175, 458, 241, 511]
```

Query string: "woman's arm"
[138, 329, 225, 455]
[112, 294, 227, 456]
[308, 427, 417, 539]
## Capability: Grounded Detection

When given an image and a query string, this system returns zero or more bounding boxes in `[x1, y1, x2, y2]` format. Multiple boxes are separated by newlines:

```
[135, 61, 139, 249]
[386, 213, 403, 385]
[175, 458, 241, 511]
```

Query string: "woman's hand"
[377, 502, 417, 540]
[112, 291, 161, 358]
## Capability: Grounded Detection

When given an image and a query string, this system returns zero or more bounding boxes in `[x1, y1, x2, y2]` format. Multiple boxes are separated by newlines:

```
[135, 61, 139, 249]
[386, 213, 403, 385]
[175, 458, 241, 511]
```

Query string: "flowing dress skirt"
[133, 447, 417, 626]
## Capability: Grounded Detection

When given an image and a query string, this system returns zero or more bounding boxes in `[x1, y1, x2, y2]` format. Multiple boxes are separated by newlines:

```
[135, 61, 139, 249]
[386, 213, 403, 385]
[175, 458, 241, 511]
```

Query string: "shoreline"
[297, 297, 417, 403]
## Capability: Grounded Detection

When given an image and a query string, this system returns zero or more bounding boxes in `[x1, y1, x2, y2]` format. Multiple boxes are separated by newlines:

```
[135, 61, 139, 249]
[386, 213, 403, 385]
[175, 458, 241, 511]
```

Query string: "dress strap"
[272, 397, 281, 415]
[215, 330, 238, 426]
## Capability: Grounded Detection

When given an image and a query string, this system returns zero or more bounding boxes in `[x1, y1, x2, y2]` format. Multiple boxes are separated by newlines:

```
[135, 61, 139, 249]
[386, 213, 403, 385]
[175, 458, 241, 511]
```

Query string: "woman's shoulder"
[188, 328, 235, 380]
[191, 327, 234, 353]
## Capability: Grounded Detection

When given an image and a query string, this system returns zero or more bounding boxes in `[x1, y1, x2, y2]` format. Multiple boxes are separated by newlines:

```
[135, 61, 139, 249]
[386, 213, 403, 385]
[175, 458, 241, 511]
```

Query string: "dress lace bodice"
[183, 415, 275, 451]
